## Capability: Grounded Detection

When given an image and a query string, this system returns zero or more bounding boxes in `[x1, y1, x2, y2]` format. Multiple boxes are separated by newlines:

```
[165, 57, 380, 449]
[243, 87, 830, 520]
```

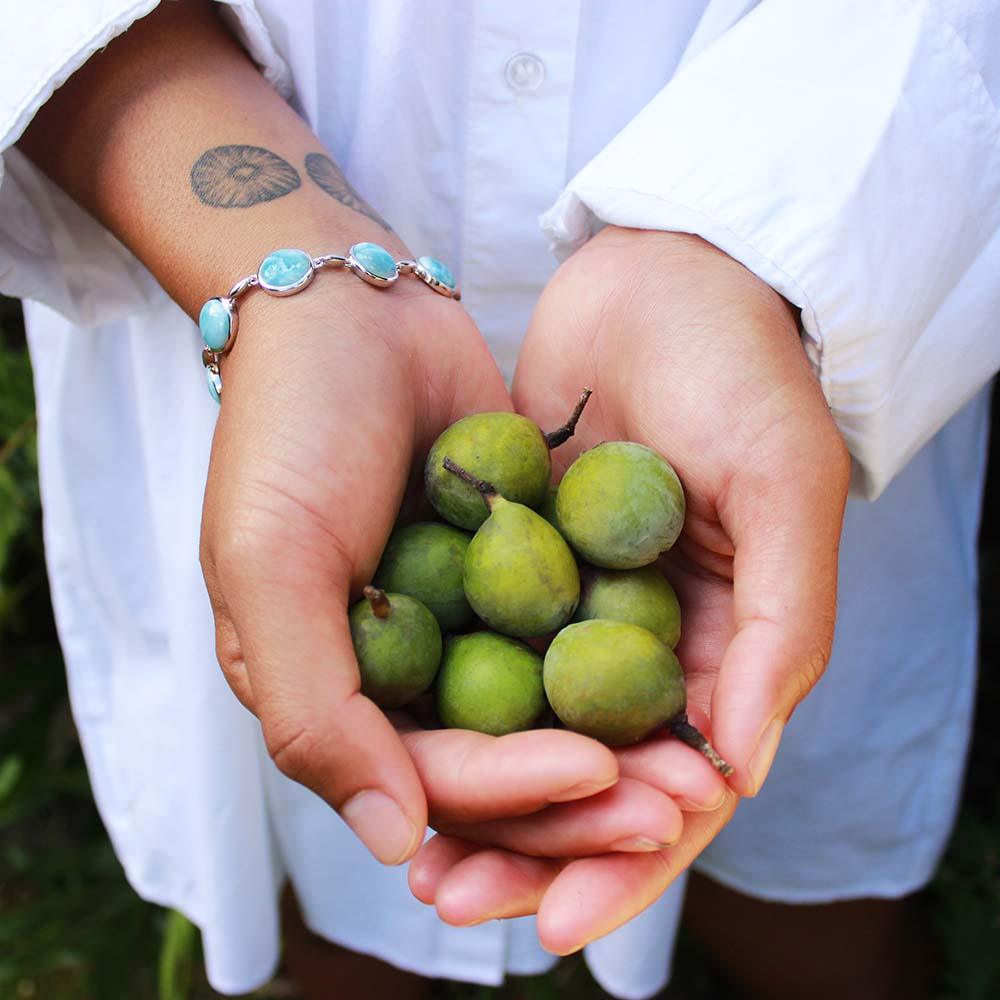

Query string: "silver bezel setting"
[205, 363, 223, 402]
[257, 249, 316, 296]
[217, 296, 239, 352]
[346, 245, 399, 287]
[412, 262, 461, 300]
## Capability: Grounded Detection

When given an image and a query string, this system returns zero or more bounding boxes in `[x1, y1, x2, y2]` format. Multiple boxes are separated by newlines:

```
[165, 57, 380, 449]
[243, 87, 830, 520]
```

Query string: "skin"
[410, 228, 856, 971]
[19, 5, 888, 994]
[19, 1, 722, 875]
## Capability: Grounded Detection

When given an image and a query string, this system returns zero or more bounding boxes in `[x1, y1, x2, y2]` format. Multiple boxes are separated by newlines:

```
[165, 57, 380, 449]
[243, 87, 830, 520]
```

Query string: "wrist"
[202, 239, 464, 403]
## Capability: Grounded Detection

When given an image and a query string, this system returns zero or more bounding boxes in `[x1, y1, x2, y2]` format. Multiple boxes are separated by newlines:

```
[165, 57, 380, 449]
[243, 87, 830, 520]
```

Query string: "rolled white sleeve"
[0, 0, 291, 326]
[543, 0, 1000, 499]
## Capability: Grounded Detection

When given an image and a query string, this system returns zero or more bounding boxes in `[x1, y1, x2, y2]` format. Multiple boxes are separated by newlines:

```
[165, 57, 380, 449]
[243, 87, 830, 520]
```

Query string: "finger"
[434, 777, 683, 857]
[400, 727, 618, 823]
[434, 848, 563, 927]
[407, 835, 480, 905]
[536, 790, 739, 955]
[614, 729, 727, 812]
[213, 527, 427, 866]
[712, 436, 850, 796]
[205, 596, 256, 712]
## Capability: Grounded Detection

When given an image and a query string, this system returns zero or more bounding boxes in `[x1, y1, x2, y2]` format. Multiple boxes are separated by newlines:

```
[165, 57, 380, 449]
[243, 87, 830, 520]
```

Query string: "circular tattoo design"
[190, 145, 301, 208]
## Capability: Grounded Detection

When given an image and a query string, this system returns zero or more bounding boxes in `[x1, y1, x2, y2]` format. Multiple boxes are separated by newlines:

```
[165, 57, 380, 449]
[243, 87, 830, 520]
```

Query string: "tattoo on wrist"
[305, 152, 392, 231]
[190, 145, 301, 208]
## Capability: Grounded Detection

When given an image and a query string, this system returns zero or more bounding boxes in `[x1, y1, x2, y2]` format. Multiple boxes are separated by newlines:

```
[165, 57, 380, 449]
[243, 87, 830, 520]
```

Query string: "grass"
[1, 293, 998, 999]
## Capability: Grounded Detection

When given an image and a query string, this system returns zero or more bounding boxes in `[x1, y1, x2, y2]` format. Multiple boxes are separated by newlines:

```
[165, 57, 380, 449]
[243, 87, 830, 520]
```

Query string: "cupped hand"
[198, 277, 522, 865]
[408, 226, 850, 950]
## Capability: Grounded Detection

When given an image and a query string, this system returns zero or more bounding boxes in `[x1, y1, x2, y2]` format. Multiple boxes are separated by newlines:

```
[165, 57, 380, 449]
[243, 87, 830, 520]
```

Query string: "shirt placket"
[460, 0, 582, 381]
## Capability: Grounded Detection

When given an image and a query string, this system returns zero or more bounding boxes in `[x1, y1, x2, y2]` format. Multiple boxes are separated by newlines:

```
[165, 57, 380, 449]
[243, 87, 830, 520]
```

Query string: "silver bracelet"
[198, 242, 460, 402]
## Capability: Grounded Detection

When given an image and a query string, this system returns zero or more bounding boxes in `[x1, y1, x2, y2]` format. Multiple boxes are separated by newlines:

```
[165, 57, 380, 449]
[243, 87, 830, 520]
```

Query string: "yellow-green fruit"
[543, 619, 686, 746]
[437, 632, 545, 735]
[556, 442, 685, 569]
[464, 496, 580, 637]
[574, 565, 681, 647]
[374, 522, 474, 633]
[538, 484, 562, 532]
[349, 590, 442, 708]
[425, 413, 550, 530]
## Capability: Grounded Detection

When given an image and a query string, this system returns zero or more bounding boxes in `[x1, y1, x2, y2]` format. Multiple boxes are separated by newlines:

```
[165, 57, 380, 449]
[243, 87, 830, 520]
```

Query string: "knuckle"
[265, 719, 324, 783]
[795, 640, 832, 705]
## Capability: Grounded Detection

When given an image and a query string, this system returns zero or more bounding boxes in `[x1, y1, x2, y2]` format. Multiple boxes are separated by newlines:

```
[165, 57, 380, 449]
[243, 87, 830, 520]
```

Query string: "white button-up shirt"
[1, 2, 997, 996]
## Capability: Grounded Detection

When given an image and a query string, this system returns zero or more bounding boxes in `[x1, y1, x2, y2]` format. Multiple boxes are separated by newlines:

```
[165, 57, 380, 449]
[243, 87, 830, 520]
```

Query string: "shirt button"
[504, 52, 546, 93]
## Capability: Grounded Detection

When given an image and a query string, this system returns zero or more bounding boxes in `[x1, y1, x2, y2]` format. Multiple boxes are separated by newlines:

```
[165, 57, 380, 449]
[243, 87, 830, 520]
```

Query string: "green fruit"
[574, 565, 681, 647]
[538, 484, 562, 532]
[543, 619, 686, 746]
[349, 588, 442, 708]
[374, 522, 474, 633]
[437, 632, 545, 736]
[556, 442, 685, 569]
[464, 492, 580, 637]
[425, 413, 551, 530]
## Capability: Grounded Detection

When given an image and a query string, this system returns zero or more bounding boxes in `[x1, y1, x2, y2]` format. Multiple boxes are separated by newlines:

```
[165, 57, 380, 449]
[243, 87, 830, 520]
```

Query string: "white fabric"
[2, 1, 997, 996]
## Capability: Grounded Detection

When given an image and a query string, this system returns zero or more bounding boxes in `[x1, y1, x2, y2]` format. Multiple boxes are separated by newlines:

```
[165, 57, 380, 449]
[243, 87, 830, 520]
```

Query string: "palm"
[402, 228, 850, 951]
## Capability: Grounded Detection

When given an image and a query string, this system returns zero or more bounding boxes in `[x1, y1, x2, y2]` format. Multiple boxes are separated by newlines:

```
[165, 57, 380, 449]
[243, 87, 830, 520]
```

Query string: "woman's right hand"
[198, 281, 511, 865]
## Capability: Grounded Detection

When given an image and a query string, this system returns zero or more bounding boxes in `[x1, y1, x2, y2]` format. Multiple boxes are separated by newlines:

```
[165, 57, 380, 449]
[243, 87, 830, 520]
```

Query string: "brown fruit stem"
[669, 714, 734, 777]
[363, 585, 392, 619]
[442, 457, 499, 511]
[543, 387, 593, 449]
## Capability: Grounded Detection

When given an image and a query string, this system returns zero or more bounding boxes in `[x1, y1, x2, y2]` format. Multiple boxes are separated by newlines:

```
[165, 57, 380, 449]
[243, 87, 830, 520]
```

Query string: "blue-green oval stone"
[351, 242, 397, 280]
[418, 255, 456, 289]
[199, 298, 231, 351]
[206, 366, 222, 404]
[259, 248, 312, 289]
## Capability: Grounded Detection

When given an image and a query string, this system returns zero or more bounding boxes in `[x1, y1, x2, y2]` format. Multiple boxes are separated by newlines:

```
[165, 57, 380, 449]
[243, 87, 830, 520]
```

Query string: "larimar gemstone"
[350, 242, 397, 280]
[199, 298, 231, 351]
[206, 366, 222, 404]
[417, 255, 456, 290]
[259, 248, 313, 291]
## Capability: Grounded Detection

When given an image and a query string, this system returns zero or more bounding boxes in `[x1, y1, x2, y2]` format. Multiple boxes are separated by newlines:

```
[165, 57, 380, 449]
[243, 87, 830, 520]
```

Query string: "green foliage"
[159, 910, 199, 1000]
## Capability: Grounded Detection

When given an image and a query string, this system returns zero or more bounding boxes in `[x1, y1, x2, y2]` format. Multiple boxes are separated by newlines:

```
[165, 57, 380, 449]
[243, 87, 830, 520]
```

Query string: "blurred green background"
[1, 293, 998, 1000]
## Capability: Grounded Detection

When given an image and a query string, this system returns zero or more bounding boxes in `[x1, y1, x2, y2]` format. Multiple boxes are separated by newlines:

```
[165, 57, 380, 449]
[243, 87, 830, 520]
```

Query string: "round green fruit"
[556, 442, 685, 569]
[374, 522, 474, 633]
[424, 413, 551, 530]
[538, 483, 562, 533]
[437, 632, 545, 736]
[349, 588, 442, 708]
[543, 619, 686, 746]
[574, 564, 681, 647]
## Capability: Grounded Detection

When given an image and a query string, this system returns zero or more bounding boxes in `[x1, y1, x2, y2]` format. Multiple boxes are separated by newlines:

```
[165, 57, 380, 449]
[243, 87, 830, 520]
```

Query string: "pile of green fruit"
[349, 390, 730, 774]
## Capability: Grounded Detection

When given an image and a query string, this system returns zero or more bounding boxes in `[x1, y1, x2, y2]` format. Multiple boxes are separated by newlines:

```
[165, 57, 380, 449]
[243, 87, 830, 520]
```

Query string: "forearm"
[17, 0, 402, 319]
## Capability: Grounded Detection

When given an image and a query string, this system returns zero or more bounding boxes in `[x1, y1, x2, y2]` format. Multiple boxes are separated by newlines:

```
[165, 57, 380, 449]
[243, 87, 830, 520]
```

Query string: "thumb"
[210, 526, 427, 865]
[711, 441, 850, 796]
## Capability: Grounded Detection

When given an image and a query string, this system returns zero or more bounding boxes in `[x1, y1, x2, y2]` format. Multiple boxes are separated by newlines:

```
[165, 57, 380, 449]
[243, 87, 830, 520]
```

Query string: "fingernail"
[341, 790, 420, 865]
[749, 719, 784, 795]
[547, 776, 618, 803]
[677, 786, 727, 812]
[608, 836, 673, 853]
